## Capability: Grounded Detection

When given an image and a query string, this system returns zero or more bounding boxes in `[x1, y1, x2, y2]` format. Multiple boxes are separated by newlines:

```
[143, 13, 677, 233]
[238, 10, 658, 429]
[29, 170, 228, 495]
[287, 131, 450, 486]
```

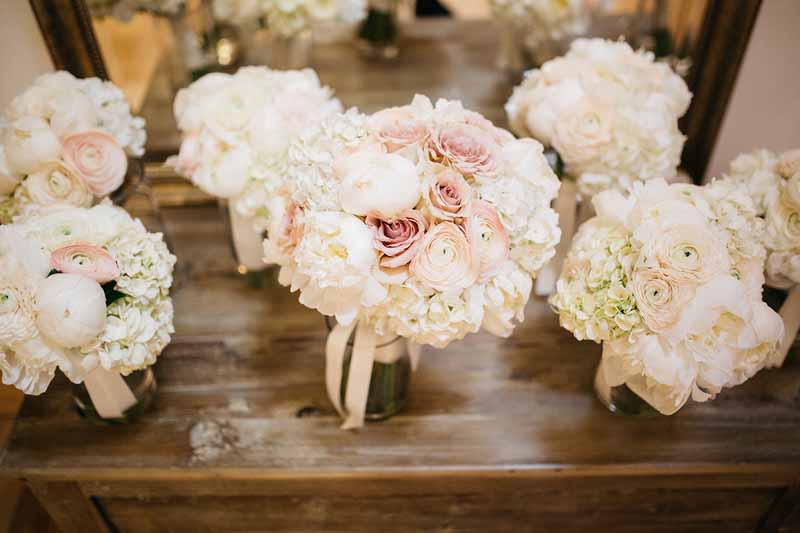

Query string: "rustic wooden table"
[2, 203, 800, 532]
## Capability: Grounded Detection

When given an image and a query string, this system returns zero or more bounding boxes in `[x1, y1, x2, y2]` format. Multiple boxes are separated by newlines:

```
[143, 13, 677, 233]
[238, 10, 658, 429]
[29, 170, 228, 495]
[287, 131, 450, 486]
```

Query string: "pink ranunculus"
[423, 168, 473, 221]
[367, 106, 430, 152]
[429, 123, 500, 177]
[464, 201, 510, 281]
[366, 210, 429, 269]
[410, 221, 479, 292]
[50, 243, 120, 284]
[462, 109, 514, 145]
[62, 130, 127, 197]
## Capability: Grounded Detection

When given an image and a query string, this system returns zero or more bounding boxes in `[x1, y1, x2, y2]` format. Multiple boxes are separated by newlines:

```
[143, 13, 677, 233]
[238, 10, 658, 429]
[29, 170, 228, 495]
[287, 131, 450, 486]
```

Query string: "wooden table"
[2, 203, 800, 532]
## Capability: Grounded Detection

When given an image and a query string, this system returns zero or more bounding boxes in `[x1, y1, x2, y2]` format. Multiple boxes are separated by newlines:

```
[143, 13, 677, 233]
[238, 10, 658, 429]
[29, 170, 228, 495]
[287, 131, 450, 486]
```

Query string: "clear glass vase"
[594, 360, 656, 416]
[357, 3, 400, 60]
[218, 199, 279, 288]
[73, 367, 156, 424]
[327, 319, 411, 421]
[246, 24, 313, 69]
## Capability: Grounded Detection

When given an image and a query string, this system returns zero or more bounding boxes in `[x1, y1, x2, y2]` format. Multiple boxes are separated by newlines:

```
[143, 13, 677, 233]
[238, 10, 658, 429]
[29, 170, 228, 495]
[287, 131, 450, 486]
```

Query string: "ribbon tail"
[325, 321, 356, 418]
[341, 323, 377, 430]
[407, 342, 421, 371]
[535, 179, 578, 296]
[771, 285, 800, 367]
[83, 367, 137, 419]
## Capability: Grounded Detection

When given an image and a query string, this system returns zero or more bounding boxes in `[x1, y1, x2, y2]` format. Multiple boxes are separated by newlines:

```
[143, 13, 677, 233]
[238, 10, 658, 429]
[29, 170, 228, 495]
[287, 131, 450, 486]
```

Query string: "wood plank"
[27, 481, 108, 533]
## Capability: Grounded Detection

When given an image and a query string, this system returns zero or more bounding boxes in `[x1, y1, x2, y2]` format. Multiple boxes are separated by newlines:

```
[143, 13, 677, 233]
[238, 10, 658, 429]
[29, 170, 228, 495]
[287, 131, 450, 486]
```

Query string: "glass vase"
[357, 2, 400, 60]
[327, 319, 411, 421]
[594, 360, 656, 416]
[496, 20, 527, 73]
[73, 367, 156, 424]
[246, 25, 313, 69]
[218, 199, 278, 287]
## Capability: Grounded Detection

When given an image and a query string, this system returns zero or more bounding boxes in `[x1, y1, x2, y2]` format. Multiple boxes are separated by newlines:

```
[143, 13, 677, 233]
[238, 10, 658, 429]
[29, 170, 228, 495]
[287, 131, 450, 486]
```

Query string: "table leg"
[27, 481, 109, 533]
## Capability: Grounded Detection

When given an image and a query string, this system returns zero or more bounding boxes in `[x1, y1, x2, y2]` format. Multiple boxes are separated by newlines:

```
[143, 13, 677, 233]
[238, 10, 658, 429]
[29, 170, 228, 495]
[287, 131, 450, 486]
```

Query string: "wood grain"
[2, 204, 800, 531]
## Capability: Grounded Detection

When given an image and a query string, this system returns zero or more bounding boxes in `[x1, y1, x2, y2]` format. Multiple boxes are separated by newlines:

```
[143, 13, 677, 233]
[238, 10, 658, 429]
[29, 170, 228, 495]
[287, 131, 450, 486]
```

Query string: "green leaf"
[101, 282, 127, 306]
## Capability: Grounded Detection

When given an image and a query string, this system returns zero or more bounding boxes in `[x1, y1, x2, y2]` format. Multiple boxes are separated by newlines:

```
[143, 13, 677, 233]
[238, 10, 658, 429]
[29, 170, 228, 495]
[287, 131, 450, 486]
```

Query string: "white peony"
[36, 274, 107, 348]
[3, 117, 61, 176]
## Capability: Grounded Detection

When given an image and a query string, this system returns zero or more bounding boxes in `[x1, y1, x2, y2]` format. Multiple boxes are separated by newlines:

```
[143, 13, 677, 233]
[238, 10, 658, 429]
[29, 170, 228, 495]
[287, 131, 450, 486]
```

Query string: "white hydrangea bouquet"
[265, 95, 561, 428]
[551, 178, 783, 415]
[212, 0, 367, 36]
[490, 0, 589, 55]
[0, 204, 175, 419]
[506, 38, 691, 295]
[723, 148, 800, 366]
[86, 0, 185, 21]
[0, 71, 146, 225]
[170, 67, 341, 273]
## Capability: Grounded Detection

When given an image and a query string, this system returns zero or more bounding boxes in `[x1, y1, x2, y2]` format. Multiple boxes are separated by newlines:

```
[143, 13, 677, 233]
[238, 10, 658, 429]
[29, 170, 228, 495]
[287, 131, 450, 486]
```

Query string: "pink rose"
[50, 243, 120, 284]
[463, 201, 509, 281]
[462, 109, 514, 145]
[62, 131, 127, 197]
[410, 221, 479, 292]
[367, 107, 430, 152]
[429, 123, 500, 177]
[423, 168, 473, 221]
[366, 210, 428, 269]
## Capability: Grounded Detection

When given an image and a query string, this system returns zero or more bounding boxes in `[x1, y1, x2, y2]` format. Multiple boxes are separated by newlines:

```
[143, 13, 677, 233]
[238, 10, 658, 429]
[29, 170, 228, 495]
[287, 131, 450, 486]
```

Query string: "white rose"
[336, 147, 420, 218]
[3, 117, 61, 176]
[36, 273, 107, 348]
[0, 146, 20, 195]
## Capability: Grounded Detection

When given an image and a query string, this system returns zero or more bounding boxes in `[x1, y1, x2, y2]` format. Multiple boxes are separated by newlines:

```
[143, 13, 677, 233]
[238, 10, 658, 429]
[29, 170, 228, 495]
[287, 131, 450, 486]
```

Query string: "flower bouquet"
[213, 0, 367, 68]
[170, 67, 341, 277]
[265, 95, 561, 428]
[0, 204, 175, 422]
[551, 178, 783, 415]
[724, 148, 800, 366]
[0, 72, 146, 225]
[506, 38, 691, 295]
[490, 0, 589, 70]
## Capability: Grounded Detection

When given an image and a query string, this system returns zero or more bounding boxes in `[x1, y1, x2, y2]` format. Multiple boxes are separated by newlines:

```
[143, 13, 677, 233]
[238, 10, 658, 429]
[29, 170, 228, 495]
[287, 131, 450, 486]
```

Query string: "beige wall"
[0, 0, 54, 108]
[706, 0, 800, 179]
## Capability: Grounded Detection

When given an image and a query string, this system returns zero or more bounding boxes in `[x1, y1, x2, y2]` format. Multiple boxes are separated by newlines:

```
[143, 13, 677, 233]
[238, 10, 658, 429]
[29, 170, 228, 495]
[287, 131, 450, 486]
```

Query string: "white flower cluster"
[87, 0, 185, 20]
[268, 95, 561, 348]
[0, 204, 175, 395]
[506, 38, 691, 198]
[0, 71, 145, 223]
[170, 67, 341, 233]
[551, 178, 782, 414]
[723, 148, 800, 289]
[212, 0, 366, 36]
[490, 0, 588, 43]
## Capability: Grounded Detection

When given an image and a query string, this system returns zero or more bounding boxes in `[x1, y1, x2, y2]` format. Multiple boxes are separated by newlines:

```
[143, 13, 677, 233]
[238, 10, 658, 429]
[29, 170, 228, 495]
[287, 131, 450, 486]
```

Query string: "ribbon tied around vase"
[325, 320, 420, 430]
[83, 367, 138, 419]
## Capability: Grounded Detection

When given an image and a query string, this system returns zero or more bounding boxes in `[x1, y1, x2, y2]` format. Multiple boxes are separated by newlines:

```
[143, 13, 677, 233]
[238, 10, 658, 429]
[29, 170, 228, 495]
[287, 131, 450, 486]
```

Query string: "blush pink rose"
[423, 168, 473, 221]
[429, 123, 500, 177]
[464, 201, 509, 281]
[367, 106, 430, 152]
[50, 243, 120, 284]
[410, 221, 479, 292]
[462, 110, 514, 145]
[62, 130, 127, 197]
[366, 210, 429, 269]
[275, 192, 305, 257]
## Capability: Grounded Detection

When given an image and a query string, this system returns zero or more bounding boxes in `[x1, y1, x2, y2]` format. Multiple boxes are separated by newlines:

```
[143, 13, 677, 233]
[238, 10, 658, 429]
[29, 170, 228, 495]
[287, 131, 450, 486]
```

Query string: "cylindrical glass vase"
[357, 2, 400, 60]
[327, 319, 411, 421]
[73, 367, 156, 424]
[594, 360, 656, 416]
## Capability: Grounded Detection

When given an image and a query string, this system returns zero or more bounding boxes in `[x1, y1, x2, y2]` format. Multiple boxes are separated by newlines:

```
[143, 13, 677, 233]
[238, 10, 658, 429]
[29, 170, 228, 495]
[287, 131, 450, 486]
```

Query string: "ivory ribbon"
[226, 203, 267, 272]
[83, 367, 137, 419]
[326, 321, 414, 430]
[535, 179, 578, 296]
[771, 285, 800, 368]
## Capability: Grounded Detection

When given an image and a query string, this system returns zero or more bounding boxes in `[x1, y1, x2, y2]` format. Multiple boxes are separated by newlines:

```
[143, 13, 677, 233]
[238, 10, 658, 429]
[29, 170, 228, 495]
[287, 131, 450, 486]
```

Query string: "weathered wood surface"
[2, 205, 800, 531]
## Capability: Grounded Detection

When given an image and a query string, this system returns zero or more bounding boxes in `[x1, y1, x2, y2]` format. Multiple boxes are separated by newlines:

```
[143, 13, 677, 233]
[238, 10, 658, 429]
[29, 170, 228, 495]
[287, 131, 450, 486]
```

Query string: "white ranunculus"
[36, 273, 107, 348]
[15, 161, 93, 217]
[3, 117, 61, 176]
[336, 147, 420, 218]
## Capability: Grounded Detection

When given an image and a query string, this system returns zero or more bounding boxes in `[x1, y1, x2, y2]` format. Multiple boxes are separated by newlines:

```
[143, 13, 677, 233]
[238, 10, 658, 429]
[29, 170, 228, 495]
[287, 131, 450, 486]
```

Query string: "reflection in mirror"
[83, 0, 710, 162]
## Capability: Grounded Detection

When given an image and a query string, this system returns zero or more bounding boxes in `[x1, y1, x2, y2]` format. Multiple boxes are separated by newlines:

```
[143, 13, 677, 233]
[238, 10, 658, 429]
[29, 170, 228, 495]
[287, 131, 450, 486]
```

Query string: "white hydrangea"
[211, 0, 366, 35]
[506, 38, 691, 198]
[490, 0, 588, 44]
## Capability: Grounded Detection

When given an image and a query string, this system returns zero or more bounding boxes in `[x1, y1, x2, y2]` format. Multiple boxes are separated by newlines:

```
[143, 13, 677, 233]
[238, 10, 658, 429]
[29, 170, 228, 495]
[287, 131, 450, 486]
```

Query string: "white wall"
[0, 0, 54, 108]
[706, 0, 800, 179]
